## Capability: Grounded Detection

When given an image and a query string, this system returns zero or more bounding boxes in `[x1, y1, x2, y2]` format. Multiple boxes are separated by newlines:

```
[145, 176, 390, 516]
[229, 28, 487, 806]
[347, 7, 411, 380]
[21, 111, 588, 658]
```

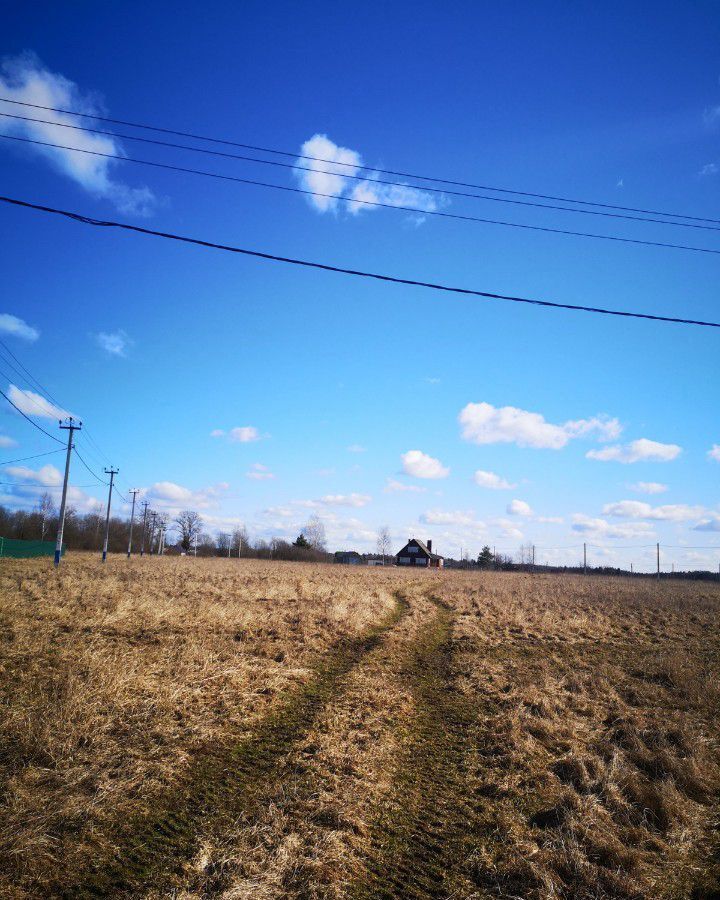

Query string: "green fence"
[0, 537, 64, 559]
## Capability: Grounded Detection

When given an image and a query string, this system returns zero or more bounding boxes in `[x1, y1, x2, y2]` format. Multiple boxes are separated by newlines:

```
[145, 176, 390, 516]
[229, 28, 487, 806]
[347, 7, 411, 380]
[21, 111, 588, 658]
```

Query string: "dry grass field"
[0, 556, 718, 899]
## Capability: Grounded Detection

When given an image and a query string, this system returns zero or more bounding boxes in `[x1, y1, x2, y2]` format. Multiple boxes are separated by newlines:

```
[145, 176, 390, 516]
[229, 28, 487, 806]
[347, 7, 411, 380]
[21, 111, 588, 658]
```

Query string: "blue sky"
[1, 0, 719, 570]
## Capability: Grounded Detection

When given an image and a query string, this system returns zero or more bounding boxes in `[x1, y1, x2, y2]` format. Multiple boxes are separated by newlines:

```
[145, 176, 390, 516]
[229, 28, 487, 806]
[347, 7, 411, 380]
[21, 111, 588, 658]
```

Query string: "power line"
[0, 384, 65, 444]
[0, 448, 64, 466]
[0, 336, 65, 410]
[1, 94, 718, 226]
[3, 109, 719, 234]
[2, 194, 719, 329]
[73, 446, 109, 485]
[4, 133, 720, 257]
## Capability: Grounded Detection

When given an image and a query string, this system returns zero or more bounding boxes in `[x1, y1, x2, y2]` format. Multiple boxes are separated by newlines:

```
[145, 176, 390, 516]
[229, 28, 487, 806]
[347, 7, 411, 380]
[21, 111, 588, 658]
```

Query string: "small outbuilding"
[396, 538, 444, 568]
[334, 550, 363, 565]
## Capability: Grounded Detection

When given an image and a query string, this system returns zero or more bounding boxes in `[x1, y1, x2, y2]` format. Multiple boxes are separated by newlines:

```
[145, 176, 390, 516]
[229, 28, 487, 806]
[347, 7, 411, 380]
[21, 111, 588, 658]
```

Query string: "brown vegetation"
[0, 557, 718, 898]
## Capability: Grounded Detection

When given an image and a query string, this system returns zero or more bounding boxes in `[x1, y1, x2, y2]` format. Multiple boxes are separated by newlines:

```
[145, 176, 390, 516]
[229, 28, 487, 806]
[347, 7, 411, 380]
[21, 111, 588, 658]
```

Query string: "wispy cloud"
[628, 481, 668, 495]
[0, 313, 39, 341]
[401, 450, 449, 479]
[708, 444, 720, 462]
[210, 426, 262, 443]
[700, 162, 718, 176]
[571, 513, 654, 540]
[0, 435, 17, 448]
[346, 444, 367, 453]
[293, 493, 372, 509]
[294, 134, 440, 219]
[587, 438, 681, 464]
[602, 500, 704, 521]
[459, 402, 621, 449]
[6, 384, 72, 420]
[0, 52, 156, 214]
[96, 329, 131, 357]
[246, 463, 275, 481]
[384, 478, 426, 494]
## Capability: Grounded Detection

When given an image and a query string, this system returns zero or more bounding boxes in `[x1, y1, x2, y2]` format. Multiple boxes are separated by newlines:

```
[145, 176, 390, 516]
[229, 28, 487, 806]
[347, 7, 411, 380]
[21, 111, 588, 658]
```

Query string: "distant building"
[396, 538, 444, 568]
[367, 559, 385, 566]
[334, 550, 363, 565]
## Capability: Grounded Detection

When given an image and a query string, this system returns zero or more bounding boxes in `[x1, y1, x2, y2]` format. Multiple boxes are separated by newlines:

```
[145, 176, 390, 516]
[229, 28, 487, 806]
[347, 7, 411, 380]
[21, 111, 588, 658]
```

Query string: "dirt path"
[61, 596, 409, 899]
[350, 597, 482, 899]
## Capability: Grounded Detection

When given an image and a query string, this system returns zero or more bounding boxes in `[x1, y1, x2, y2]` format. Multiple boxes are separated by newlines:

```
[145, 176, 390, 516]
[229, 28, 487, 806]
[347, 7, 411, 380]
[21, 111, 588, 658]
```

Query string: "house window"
[398, 556, 411, 565]
[408, 546, 418, 553]
[415, 558, 428, 566]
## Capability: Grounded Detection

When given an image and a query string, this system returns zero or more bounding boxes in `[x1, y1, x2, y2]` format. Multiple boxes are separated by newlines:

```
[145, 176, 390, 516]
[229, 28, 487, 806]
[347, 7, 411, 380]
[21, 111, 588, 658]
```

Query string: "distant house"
[396, 538, 444, 568]
[334, 550, 363, 565]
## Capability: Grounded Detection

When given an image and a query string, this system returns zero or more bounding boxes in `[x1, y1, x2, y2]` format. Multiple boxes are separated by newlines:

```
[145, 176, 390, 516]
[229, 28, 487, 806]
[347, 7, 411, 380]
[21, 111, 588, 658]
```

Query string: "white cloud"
[0, 53, 155, 214]
[473, 469, 516, 490]
[291, 493, 372, 509]
[401, 449, 449, 479]
[230, 426, 260, 443]
[537, 515, 563, 524]
[246, 463, 275, 481]
[571, 513, 655, 539]
[700, 162, 718, 176]
[0, 435, 17, 448]
[420, 509, 480, 527]
[295, 133, 439, 218]
[0, 313, 39, 341]
[319, 493, 371, 508]
[693, 514, 720, 532]
[602, 500, 705, 522]
[147, 480, 228, 512]
[708, 445, 720, 462]
[347, 444, 366, 453]
[587, 438, 681, 464]
[384, 478, 426, 494]
[7, 384, 72, 420]
[211, 426, 262, 443]
[459, 402, 621, 449]
[96, 329, 131, 357]
[507, 499, 532, 517]
[492, 517, 524, 540]
[629, 481, 668, 494]
[4, 463, 62, 485]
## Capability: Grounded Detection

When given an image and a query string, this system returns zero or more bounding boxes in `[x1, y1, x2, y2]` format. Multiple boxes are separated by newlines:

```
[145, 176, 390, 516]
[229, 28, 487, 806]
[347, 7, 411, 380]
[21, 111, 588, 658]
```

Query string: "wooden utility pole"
[101, 467, 119, 563]
[657, 543, 660, 580]
[583, 543, 587, 575]
[54, 417, 81, 567]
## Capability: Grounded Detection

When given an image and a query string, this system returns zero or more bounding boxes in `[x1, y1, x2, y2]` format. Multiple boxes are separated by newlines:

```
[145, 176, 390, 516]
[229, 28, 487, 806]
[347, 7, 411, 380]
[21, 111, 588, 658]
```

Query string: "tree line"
[0, 497, 334, 561]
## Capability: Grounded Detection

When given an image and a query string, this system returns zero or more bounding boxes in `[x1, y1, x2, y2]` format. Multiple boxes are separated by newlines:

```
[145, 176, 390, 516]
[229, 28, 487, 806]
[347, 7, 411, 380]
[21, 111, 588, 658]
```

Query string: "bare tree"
[231, 525, 249, 557]
[174, 510, 203, 553]
[37, 492, 56, 541]
[376, 525, 392, 563]
[303, 515, 326, 551]
[216, 531, 231, 556]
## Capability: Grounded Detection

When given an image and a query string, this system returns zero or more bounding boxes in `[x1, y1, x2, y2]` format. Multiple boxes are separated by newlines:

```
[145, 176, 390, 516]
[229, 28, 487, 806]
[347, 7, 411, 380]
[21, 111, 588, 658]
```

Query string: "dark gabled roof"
[397, 538, 444, 560]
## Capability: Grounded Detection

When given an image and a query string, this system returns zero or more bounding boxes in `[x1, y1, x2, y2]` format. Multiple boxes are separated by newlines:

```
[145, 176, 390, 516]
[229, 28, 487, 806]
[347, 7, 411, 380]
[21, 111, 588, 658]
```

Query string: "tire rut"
[350, 597, 481, 900]
[58, 594, 409, 900]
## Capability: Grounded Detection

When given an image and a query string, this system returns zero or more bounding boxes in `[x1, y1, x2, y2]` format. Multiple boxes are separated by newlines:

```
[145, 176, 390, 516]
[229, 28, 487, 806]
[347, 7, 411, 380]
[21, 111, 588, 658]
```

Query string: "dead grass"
[1, 558, 718, 899]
